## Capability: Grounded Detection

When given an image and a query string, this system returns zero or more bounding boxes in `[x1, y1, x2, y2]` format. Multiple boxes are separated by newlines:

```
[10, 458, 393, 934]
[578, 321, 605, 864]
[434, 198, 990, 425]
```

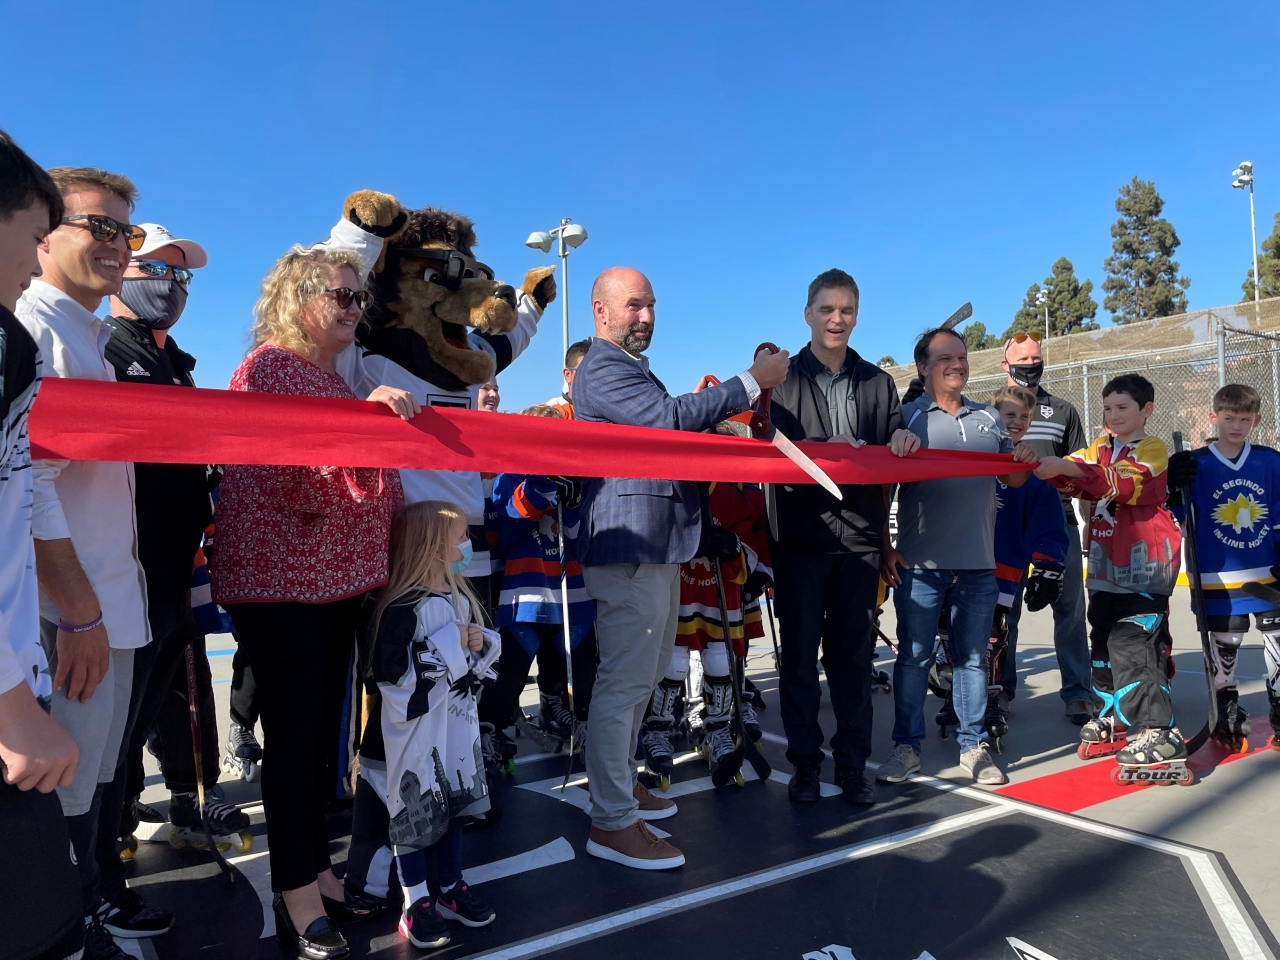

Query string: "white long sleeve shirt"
[16, 280, 151, 650]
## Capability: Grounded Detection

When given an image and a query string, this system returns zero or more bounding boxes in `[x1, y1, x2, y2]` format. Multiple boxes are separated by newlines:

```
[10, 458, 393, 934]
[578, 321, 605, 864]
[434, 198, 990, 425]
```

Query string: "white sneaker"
[960, 742, 1007, 785]
[874, 743, 921, 783]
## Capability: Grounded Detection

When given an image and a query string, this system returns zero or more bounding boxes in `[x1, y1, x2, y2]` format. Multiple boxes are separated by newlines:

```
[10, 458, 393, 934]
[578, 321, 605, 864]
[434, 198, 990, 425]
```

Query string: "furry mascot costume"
[318, 191, 556, 906]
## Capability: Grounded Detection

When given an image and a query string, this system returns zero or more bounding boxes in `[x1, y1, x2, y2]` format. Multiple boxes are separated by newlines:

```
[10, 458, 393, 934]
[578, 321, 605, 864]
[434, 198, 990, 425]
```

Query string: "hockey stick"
[710, 555, 772, 786]
[941, 301, 973, 331]
[1241, 580, 1280, 606]
[1173, 431, 1218, 756]
[556, 498, 577, 789]
[185, 641, 233, 882]
[763, 587, 781, 672]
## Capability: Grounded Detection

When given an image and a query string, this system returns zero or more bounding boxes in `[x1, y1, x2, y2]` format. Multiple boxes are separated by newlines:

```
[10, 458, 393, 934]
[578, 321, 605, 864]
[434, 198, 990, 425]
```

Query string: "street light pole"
[526, 219, 589, 366]
[1035, 287, 1049, 364]
[1233, 161, 1260, 323]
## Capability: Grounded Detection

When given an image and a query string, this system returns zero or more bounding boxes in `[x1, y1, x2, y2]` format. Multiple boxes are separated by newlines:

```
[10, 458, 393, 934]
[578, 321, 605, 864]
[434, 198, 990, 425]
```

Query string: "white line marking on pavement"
[466, 837, 576, 886]
[464, 806, 1012, 960]
[1007, 936, 1062, 960]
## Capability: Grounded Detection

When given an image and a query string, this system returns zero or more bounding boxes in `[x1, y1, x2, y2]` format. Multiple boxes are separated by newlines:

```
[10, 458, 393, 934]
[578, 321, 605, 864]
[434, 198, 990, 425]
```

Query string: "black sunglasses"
[61, 215, 147, 251]
[392, 248, 495, 290]
[326, 287, 371, 310]
[132, 259, 194, 285]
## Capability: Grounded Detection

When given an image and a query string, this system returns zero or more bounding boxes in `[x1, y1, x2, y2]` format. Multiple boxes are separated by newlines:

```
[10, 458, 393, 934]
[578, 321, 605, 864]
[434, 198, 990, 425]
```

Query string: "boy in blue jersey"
[479, 405, 598, 765]
[1169, 384, 1280, 745]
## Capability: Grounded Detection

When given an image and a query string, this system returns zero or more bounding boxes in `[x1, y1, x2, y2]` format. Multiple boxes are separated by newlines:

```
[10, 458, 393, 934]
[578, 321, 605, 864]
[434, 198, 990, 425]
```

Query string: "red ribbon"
[28, 378, 1015, 484]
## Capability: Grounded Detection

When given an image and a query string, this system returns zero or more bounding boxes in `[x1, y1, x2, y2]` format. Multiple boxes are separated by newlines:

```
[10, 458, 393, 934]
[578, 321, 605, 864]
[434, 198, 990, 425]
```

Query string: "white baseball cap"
[131, 223, 208, 269]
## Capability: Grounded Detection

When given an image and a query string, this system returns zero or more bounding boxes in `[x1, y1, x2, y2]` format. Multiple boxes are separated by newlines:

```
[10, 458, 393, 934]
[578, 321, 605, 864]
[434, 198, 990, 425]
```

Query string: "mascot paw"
[344, 190, 408, 239]
[522, 265, 558, 310]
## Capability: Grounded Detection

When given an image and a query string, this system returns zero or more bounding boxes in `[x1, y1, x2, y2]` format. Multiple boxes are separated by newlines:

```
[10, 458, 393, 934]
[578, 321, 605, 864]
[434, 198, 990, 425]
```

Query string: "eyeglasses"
[326, 287, 371, 310]
[60, 215, 147, 251]
[132, 259, 194, 285]
[1008, 332, 1043, 344]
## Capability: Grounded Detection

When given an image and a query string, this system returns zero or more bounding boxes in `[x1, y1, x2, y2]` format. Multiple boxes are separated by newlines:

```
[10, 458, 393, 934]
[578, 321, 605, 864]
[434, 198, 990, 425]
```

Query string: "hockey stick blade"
[1241, 580, 1280, 606]
[941, 302, 973, 331]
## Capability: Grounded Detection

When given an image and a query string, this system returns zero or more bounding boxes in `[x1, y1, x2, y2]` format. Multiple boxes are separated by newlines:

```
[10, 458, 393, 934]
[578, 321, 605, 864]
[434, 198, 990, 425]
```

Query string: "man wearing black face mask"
[999, 333, 1093, 726]
[99, 225, 245, 917]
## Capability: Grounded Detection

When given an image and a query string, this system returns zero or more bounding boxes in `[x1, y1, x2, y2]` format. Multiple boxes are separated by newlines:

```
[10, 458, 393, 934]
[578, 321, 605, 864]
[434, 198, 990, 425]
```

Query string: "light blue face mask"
[449, 539, 473, 575]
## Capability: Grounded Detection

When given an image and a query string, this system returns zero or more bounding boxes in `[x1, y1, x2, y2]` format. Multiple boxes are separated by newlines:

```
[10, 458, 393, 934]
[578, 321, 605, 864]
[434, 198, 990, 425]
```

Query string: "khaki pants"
[39, 619, 134, 816]
[582, 563, 680, 831]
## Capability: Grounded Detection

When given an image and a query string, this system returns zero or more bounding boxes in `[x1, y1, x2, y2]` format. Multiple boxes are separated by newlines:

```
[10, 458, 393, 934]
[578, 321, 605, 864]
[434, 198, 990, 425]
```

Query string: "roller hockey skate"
[514, 686, 576, 755]
[1077, 714, 1127, 760]
[640, 678, 682, 790]
[871, 666, 893, 694]
[220, 721, 261, 783]
[935, 695, 958, 740]
[700, 675, 745, 786]
[740, 698, 763, 747]
[984, 696, 1010, 754]
[1211, 687, 1251, 753]
[1112, 726, 1193, 786]
[480, 722, 516, 775]
[166, 788, 254, 853]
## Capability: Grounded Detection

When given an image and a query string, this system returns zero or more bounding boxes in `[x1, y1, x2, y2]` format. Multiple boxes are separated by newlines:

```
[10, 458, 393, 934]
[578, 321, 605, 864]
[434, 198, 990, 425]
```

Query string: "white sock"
[402, 880, 430, 910]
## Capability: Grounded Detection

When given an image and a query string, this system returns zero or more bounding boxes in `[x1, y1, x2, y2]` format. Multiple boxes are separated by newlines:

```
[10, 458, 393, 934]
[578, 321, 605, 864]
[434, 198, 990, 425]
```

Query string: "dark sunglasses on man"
[131, 258, 195, 285]
[326, 287, 371, 310]
[60, 214, 147, 251]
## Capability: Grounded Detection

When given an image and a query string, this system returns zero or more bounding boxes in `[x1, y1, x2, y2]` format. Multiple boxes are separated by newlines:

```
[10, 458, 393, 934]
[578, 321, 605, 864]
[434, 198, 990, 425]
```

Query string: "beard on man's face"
[621, 322, 653, 354]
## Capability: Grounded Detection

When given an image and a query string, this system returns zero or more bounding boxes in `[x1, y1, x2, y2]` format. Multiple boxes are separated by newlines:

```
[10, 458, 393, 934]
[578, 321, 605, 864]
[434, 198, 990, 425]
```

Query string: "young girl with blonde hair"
[369, 500, 501, 950]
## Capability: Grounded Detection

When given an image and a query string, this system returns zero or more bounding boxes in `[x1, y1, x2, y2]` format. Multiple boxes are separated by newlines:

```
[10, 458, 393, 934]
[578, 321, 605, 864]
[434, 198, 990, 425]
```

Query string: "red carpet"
[995, 719, 1275, 813]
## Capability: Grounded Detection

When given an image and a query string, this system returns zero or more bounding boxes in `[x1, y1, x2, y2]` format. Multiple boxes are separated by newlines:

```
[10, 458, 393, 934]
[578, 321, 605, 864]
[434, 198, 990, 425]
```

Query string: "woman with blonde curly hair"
[210, 246, 418, 959]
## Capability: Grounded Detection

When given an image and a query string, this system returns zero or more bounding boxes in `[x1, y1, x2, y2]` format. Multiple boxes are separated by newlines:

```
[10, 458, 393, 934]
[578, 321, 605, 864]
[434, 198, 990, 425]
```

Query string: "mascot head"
[342, 191, 554, 391]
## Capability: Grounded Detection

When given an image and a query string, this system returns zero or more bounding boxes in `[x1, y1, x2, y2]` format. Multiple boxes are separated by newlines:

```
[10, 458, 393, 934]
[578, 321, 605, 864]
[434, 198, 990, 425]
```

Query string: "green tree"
[877, 354, 897, 368]
[1005, 257, 1100, 339]
[961, 321, 999, 352]
[1101, 177, 1190, 322]
[1241, 211, 1280, 302]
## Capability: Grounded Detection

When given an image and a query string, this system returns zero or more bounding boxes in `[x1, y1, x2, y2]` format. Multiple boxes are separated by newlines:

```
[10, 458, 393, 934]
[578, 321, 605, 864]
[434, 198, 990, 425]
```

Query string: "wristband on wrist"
[58, 614, 103, 634]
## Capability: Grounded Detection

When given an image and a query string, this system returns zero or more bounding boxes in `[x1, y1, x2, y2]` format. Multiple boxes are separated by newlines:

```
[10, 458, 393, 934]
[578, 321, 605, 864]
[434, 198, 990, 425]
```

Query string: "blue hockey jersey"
[1173, 442, 1280, 617]
[492, 474, 595, 655]
[994, 474, 1069, 607]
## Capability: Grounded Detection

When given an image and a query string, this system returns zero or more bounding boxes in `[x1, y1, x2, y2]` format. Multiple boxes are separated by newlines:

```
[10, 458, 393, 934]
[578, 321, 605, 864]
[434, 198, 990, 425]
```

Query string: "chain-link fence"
[886, 296, 1280, 449]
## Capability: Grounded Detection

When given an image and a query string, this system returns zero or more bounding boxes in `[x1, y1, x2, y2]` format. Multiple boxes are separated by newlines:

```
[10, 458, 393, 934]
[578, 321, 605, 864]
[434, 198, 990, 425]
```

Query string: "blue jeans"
[893, 568, 999, 753]
[1004, 522, 1092, 704]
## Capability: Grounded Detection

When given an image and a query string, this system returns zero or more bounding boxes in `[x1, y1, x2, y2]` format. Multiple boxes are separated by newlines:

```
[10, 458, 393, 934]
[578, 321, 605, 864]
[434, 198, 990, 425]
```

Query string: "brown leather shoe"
[633, 782, 677, 821]
[586, 821, 685, 870]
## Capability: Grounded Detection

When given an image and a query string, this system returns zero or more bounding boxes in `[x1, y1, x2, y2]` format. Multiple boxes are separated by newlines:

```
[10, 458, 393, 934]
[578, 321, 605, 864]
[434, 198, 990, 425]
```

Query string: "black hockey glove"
[1167, 449, 1199, 490]
[742, 568, 772, 604]
[699, 525, 742, 562]
[551, 476, 582, 509]
[1024, 565, 1064, 612]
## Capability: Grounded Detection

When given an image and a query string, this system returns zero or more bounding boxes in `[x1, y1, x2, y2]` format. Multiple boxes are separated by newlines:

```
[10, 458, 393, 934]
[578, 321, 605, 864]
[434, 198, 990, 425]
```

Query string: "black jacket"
[103, 317, 214, 610]
[769, 345, 904, 554]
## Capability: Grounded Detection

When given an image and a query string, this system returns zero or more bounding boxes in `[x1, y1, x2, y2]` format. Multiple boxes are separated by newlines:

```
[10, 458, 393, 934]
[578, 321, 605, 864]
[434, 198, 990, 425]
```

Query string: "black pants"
[774, 551, 879, 769]
[1087, 591, 1173, 729]
[0, 782, 83, 960]
[478, 625, 598, 728]
[229, 641, 259, 729]
[226, 597, 362, 892]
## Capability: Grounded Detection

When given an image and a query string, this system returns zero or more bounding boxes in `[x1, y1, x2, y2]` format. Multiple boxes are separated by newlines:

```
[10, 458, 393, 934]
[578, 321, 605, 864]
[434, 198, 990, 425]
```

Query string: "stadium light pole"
[1232, 161, 1259, 323]
[526, 218, 589, 362]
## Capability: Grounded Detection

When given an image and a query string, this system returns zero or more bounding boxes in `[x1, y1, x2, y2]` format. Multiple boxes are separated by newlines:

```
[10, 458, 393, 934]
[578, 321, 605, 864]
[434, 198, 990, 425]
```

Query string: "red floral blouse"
[211, 344, 404, 604]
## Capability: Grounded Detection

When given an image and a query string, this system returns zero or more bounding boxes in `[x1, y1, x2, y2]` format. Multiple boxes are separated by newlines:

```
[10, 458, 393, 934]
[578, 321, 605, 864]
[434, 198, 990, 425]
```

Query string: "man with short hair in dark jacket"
[769, 268, 913, 806]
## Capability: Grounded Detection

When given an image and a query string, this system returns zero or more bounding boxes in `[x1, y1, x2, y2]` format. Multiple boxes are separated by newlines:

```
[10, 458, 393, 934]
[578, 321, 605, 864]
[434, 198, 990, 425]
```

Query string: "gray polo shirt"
[814, 366, 856, 439]
[896, 395, 1013, 570]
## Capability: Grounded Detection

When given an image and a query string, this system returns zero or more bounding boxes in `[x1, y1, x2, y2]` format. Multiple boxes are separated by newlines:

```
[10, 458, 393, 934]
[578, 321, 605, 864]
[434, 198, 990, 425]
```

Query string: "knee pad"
[702, 641, 730, 678]
[1208, 632, 1246, 690]
[664, 645, 691, 682]
[1260, 631, 1280, 692]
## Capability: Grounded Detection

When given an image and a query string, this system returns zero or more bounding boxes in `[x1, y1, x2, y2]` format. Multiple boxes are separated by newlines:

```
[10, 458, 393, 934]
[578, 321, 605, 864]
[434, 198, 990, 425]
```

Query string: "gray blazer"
[573, 337, 752, 565]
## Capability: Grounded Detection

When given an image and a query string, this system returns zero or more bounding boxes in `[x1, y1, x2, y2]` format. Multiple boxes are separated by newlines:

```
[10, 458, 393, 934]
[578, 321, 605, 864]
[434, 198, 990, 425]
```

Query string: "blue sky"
[5, 2, 1277, 410]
